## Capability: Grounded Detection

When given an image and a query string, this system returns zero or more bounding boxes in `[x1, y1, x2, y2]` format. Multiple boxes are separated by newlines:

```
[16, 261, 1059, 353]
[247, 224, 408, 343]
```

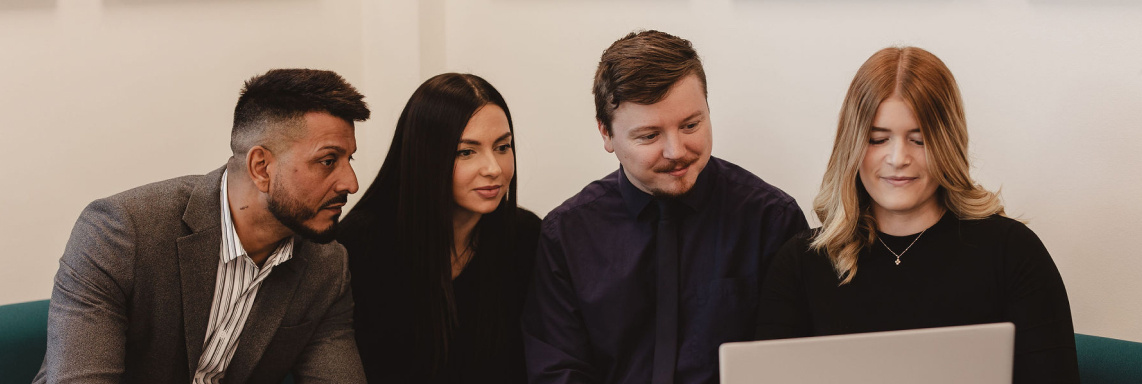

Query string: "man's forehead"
[613, 101, 706, 130]
[293, 128, 356, 155]
[615, 76, 706, 119]
[299, 112, 354, 134]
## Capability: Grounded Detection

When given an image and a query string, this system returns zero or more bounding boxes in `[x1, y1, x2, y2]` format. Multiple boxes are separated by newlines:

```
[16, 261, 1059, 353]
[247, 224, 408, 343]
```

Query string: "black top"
[337, 207, 542, 383]
[522, 157, 810, 384]
[758, 212, 1079, 383]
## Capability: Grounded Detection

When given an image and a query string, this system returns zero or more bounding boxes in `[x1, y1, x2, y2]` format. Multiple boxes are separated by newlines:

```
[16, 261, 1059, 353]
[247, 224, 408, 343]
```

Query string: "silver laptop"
[719, 323, 1015, 384]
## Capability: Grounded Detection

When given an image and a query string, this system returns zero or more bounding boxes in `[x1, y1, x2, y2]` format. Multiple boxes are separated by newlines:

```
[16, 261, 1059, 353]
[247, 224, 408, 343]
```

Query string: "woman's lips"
[475, 185, 501, 199]
[882, 176, 917, 187]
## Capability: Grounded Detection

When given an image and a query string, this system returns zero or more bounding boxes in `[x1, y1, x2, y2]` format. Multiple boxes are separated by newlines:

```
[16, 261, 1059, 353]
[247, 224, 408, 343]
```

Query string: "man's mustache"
[652, 157, 698, 173]
[322, 195, 348, 208]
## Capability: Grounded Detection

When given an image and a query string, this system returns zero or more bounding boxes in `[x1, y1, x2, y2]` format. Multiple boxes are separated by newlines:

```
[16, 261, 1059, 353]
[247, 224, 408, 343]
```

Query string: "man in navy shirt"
[521, 30, 810, 384]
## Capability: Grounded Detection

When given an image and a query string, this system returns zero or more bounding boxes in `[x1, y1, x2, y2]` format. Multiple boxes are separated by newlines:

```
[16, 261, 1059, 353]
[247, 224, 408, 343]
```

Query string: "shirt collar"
[262, 239, 295, 270]
[219, 170, 294, 267]
[618, 167, 654, 218]
[617, 157, 718, 219]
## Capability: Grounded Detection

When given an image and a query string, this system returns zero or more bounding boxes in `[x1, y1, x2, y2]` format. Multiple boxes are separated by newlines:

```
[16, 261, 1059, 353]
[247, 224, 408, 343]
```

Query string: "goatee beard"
[266, 185, 343, 244]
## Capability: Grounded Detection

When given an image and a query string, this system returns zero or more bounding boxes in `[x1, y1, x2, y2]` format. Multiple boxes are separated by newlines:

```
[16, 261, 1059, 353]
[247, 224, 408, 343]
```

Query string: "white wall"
[2, 0, 1140, 342]
[0, 0, 372, 304]
[435, 0, 1142, 341]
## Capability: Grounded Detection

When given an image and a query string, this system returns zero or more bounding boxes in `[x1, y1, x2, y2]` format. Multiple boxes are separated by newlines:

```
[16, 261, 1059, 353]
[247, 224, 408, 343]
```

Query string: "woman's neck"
[873, 203, 946, 236]
[451, 209, 481, 279]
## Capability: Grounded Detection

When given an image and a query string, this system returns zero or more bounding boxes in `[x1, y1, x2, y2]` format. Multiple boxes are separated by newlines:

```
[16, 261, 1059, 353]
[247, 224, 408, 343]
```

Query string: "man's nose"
[340, 162, 360, 194]
[661, 132, 685, 160]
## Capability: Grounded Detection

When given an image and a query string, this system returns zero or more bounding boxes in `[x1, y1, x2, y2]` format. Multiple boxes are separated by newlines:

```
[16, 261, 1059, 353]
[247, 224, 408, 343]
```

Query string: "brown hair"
[593, 30, 707, 135]
[812, 46, 1004, 284]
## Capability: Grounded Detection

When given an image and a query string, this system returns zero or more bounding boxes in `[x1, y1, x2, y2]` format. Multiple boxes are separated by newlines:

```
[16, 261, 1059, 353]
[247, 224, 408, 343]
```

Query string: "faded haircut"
[230, 69, 370, 159]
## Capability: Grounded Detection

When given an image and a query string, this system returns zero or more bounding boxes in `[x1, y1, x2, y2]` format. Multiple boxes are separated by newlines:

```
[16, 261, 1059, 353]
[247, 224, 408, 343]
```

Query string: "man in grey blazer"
[35, 69, 370, 383]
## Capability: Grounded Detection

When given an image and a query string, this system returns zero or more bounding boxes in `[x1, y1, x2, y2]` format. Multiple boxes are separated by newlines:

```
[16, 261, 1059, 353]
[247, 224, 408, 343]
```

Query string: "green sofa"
[3, 299, 1139, 383]
[0, 299, 296, 383]
[1076, 333, 1142, 383]
[0, 300, 48, 384]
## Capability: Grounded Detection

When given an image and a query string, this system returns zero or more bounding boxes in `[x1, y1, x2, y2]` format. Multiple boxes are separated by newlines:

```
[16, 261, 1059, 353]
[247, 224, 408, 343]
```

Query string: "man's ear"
[598, 120, 615, 153]
[247, 146, 274, 193]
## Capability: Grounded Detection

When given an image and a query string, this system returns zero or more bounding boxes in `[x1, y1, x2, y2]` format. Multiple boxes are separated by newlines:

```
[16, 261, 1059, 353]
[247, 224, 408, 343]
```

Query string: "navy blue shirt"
[522, 157, 809, 384]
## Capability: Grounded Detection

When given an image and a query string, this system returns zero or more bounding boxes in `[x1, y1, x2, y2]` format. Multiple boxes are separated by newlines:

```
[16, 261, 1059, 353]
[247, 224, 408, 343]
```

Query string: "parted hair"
[347, 73, 517, 377]
[593, 30, 707, 135]
[812, 46, 1005, 285]
[231, 69, 369, 157]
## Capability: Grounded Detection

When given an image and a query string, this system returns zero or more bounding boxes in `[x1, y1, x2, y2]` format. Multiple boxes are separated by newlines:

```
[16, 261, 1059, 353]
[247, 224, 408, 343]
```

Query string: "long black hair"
[348, 73, 517, 375]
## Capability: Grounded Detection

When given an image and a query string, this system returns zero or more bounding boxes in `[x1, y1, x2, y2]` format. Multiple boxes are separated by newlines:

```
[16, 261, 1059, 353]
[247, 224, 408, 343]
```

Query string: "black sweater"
[758, 212, 1079, 383]
[337, 207, 542, 383]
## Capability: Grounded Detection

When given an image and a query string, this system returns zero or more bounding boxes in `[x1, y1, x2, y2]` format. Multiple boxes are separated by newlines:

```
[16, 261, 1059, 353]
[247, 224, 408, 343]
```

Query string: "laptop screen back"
[719, 322, 1015, 384]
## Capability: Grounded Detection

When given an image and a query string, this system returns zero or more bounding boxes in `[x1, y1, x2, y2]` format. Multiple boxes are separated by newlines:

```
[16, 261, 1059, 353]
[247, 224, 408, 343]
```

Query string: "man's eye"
[685, 122, 699, 130]
[643, 133, 659, 140]
[321, 159, 335, 166]
[496, 144, 513, 152]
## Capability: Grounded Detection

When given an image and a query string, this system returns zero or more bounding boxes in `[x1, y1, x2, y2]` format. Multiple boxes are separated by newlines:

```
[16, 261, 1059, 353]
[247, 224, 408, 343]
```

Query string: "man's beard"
[648, 157, 699, 198]
[266, 180, 347, 244]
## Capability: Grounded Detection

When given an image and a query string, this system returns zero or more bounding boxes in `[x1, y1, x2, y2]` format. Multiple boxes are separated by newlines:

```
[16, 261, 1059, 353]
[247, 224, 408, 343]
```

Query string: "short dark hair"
[231, 69, 370, 156]
[593, 30, 707, 135]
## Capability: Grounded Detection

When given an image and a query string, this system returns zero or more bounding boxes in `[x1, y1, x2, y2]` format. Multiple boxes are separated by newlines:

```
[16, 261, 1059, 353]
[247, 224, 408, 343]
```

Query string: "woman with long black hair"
[337, 73, 540, 383]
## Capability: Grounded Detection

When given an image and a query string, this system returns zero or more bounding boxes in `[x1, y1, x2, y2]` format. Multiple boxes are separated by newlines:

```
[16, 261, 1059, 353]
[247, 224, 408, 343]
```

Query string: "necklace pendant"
[878, 228, 928, 267]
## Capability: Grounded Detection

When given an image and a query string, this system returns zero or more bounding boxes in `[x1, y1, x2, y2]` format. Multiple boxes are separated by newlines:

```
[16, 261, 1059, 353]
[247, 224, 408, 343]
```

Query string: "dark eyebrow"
[317, 145, 347, 154]
[459, 132, 513, 146]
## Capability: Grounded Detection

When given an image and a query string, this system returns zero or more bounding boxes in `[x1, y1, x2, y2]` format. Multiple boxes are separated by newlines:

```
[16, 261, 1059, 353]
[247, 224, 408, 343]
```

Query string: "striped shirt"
[193, 171, 295, 384]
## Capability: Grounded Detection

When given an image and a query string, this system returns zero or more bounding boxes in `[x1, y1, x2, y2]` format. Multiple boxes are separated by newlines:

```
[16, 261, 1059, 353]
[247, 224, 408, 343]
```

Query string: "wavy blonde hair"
[811, 46, 1005, 284]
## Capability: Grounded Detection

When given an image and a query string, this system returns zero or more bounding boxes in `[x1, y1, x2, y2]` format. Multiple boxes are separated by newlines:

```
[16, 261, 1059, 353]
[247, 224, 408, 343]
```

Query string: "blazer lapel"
[177, 167, 226, 375]
[222, 242, 309, 384]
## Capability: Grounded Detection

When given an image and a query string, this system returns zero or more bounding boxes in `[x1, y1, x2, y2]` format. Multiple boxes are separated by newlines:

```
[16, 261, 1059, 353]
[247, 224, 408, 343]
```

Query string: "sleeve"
[290, 250, 367, 383]
[761, 201, 810, 276]
[520, 217, 599, 384]
[756, 233, 814, 340]
[1003, 223, 1080, 384]
[36, 198, 136, 383]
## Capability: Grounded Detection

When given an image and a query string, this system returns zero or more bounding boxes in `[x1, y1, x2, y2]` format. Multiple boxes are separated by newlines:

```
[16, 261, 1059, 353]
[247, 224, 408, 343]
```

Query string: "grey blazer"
[34, 167, 366, 383]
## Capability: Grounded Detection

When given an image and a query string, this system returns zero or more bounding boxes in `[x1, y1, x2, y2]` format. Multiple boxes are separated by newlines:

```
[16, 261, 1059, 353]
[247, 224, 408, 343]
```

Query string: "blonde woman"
[757, 47, 1079, 383]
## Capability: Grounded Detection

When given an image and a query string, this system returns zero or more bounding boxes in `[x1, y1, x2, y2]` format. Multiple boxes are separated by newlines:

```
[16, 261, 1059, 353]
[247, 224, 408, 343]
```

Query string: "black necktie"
[652, 200, 680, 384]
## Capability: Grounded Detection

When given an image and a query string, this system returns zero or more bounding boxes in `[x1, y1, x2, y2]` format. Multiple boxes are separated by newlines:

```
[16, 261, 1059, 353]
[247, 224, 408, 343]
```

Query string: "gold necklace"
[877, 228, 927, 266]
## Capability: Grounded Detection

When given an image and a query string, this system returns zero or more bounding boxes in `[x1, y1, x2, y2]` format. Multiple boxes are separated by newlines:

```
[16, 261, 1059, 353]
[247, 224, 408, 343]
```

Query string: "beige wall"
[2, 0, 1140, 342]
[436, 0, 1142, 342]
[0, 0, 371, 303]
